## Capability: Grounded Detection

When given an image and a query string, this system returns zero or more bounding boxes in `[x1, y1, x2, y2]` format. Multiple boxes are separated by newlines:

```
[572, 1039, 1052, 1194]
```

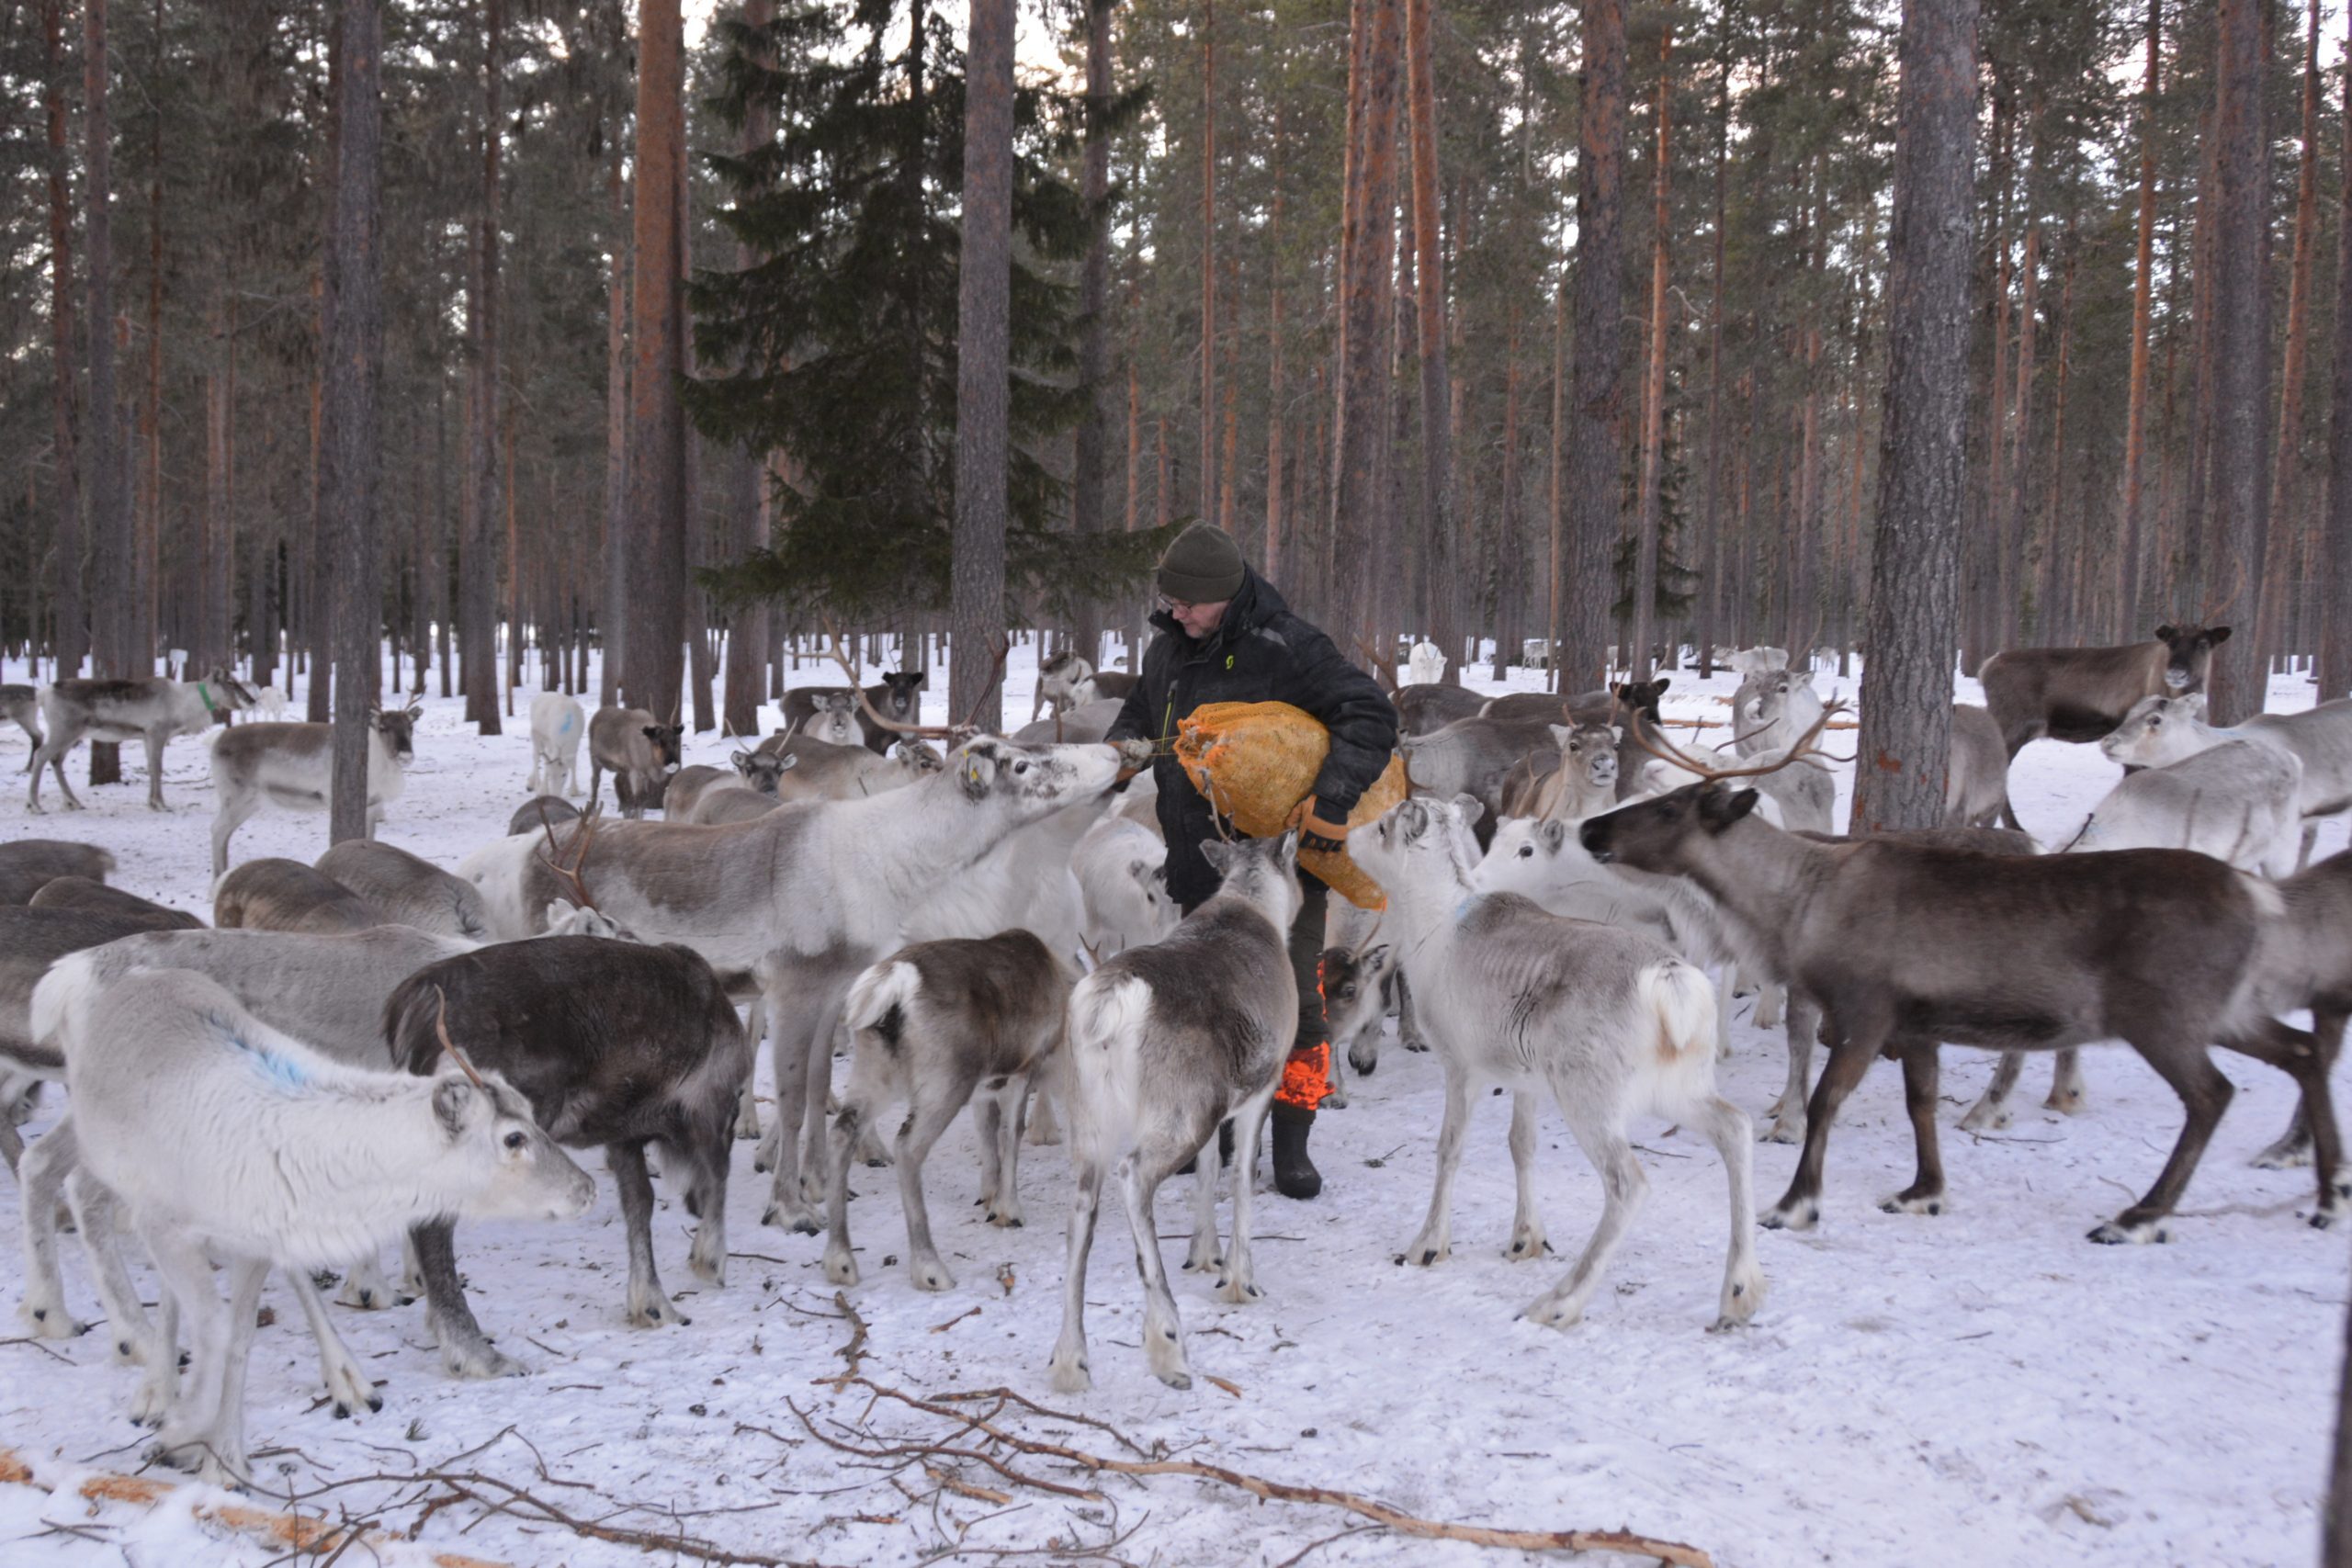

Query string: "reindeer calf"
[587, 707, 684, 818]
[825, 931, 1071, 1293]
[1049, 833, 1300, 1394]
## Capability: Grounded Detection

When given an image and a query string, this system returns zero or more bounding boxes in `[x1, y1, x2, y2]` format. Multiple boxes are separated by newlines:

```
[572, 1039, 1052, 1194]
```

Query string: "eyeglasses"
[1158, 596, 1201, 615]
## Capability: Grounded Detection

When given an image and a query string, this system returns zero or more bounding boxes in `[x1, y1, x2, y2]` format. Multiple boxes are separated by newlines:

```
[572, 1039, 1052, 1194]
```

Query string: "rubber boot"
[1270, 1102, 1321, 1200]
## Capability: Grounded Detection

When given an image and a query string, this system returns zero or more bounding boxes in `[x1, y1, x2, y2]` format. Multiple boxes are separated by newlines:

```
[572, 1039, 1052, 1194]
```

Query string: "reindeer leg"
[284, 1269, 380, 1417]
[2224, 1017, 2350, 1228]
[1504, 1090, 1548, 1260]
[1116, 1157, 1192, 1390]
[1764, 992, 1820, 1144]
[1046, 1160, 1102, 1393]
[18, 1119, 86, 1339]
[1879, 1043, 1949, 1215]
[1762, 1024, 1886, 1231]
[760, 973, 826, 1234]
[1959, 1050, 2027, 1132]
[66, 1168, 158, 1371]
[2089, 1038, 2233, 1244]
[412, 1218, 525, 1378]
[611, 1141, 685, 1326]
[1521, 1105, 1649, 1332]
[822, 1089, 867, 1287]
[895, 1088, 966, 1293]
[1218, 1086, 1277, 1303]
[1690, 1094, 1765, 1328]
[2043, 1047, 2086, 1114]
[2256, 1006, 2345, 1168]
[334, 1247, 403, 1310]
[142, 728, 168, 810]
[1400, 1059, 1475, 1266]
[734, 997, 765, 1143]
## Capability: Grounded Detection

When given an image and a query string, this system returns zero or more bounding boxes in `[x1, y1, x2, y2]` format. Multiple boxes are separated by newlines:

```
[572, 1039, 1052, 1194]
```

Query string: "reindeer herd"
[0, 621, 2347, 1488]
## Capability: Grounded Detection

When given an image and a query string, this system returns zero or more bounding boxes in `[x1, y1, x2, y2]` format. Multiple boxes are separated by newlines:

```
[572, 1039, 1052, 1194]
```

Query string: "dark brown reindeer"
[1578, 774, 2345, 1245]
[1977, 624, 2231, 764]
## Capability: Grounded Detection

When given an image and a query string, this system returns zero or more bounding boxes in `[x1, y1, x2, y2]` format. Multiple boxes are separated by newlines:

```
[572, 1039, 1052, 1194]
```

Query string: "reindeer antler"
[1626, 699, 1849, 784]
[432, 987, 487, 1089]
[819, 617, 1008, 740]
[1355, 636, 1401, 694]
[537, 800, 605, 912]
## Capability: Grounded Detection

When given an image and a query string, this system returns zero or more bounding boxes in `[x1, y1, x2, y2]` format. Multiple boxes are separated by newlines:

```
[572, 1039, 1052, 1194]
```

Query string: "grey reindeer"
[1048, 830, 1301, 1395]
[823, 930, 1073, 1293]
[1346, 796, 1762, 1332]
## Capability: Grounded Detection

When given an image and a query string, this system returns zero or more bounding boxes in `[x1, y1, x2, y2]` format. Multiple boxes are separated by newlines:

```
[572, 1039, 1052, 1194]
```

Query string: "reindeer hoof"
[1504, 1232, 1549, 1261]
[910, 1259, 955, 1292]
[1879, 1192, 1945, 1216]
[1761, 1118, 1804, 1145]
[1158, 1370, 1193, 1392]
[2254, 1135, 2314, 1170]
[1956, 1099, 2010, 1133]
[1519, 1295, 1586, 1331]
[1047, 1351, 1092, 1394]
[20, 1303, 88, 1340]
[2086, 1217, 2168, 1246]
[1759, 1200, 1818, 1232]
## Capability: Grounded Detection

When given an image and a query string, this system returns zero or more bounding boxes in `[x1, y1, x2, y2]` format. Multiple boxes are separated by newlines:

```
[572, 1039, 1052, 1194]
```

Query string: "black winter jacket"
[1104, 570, 1399, 908]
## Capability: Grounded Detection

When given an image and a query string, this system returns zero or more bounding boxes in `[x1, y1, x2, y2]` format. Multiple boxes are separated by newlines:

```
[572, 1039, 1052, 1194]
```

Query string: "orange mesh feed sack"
[1173, 701, 1408, 910]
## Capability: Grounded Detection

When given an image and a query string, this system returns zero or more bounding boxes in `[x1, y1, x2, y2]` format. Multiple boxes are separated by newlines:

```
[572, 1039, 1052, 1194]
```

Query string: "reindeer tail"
[843, 959, 921, 1043]
[17, 952, 101, 1079]
[1637, 958, 1719, 1111]
[1065, 972, 1150, 1168]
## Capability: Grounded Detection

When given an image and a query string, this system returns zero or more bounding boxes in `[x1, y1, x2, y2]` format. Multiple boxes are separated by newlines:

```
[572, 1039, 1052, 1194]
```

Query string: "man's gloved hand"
[1288, 798, 1352, 855]
[1110, 738, 1155, 783]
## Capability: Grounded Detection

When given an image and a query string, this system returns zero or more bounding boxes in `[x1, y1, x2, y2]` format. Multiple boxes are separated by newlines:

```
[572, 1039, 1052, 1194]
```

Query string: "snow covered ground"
[0, 638, 2346, 1567]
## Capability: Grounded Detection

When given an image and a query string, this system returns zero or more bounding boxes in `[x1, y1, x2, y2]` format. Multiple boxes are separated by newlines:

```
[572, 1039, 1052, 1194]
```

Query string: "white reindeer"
[2075, 731, 2303, 877]
[1070, 814, 1178, 958]
[1407, 639, 1448, 688]
[51, 966, 593, 1485]
[1347, 795, 1763, 1331]
[1049, 832, 1301, 1394]
[527, 693, 586, 798]
[2101, 693, 2352, 868]
[208, 705, 423, 876]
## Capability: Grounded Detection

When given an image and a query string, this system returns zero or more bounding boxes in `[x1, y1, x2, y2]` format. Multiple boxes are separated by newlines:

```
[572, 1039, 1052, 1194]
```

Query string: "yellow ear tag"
[1225, 654, 1235, 670]
[964, 759, 985, 788]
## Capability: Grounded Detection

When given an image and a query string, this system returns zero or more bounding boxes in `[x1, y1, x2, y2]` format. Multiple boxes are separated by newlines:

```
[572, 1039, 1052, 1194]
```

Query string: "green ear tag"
[1225, 655, 1235, 670]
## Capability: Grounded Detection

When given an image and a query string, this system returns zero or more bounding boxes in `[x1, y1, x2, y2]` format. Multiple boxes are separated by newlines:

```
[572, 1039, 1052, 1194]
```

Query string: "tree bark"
[2204, 0, 2267, 723]
[948, 0, 1015, 731]
[2116, 0, 2159, 641]
[603, 146, 628, 708]
[1265, 115, 1286, 581]
[1329, 0, 1401, 649]
[326, 0, 381, 846]
[1198, 0, 1216, 528]
[1070, 0, 1114, 666]
[1849, 0, 1977, 835]
[2260, 0, 2323, 670]
[462, 0, 503, 733]
[42, 0, 83, 682]
[1629, 19, 1671, 682]
[85, 0, 131, 785]
[624, 0, 687, 719]
[722, 0, 775, 738]
[1560, 0, 1624, 688]
[1405, 0, 1455, 678]
[1694, 41, 1729, 680]
[2324, 0, 2352, 702]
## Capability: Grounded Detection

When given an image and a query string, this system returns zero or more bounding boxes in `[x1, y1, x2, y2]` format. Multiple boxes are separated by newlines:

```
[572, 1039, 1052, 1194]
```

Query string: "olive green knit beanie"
[1156, 523, 1247, 604]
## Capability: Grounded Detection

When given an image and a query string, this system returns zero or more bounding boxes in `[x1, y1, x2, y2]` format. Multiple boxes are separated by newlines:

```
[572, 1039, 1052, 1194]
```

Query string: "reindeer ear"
[1450, 792, 1486, 827]
[1651, 676, 1671, 696]
[1537, 818, 1567, 852]
[1273, 828, 1301, 866]
[548, 897, 580, 924]
[2184, 692, 2210, 716]
[1548, 725, 1569, 749]
[1608, 725, 1624, 745]
[1199, 839, 1236, 875]
[959, 752, 993, 799]
[642, 727, 662, 741]
[2153, 624, 2177, 641]
[1699, 787, 1760, 829]
[2208, 626, 2232, 646]
[433, 1077, 486, 1139]
[775, 751, 798, 771]
[731, 749, 753, 767]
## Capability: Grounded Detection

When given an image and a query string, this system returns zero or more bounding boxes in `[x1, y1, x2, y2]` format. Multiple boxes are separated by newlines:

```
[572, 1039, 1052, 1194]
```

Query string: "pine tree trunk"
[141, 36, 162, 676]
[461, 0, 503, 732]
[2117, 0, 2159, 641]
[326, 0, 381, 846]
[2327, 0, 2352, 702]
[2260, 0, 2323, 669]
[85, 0, 131, 785]
[678, 126, 714, 734]
[2039, 229, 2076, 640]
[722, 0, 775, 738]
[1330, 0, 1401, 649]
[1560, 0, 1624, 688]
[2205, 0, 2267, 722]
[625, 0, 686, 719]
[948, 0, 1015, 731]
[1849, 0, 1977, 835]
[1695, 51, 1729, 680]
[1406, 0, 1455, 679]
[1198, 0, 1216, 529]
[1069, 0, 1114, 667]
[603, 148, 628, 708]
[1629, 21, 1671, 683]
[1546, 271, 1566, 686]
[42, 0, 83, 682]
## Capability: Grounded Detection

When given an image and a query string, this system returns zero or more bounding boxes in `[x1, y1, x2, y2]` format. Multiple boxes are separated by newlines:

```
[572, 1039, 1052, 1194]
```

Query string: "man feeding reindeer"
[1104, 523, 1400, 1200]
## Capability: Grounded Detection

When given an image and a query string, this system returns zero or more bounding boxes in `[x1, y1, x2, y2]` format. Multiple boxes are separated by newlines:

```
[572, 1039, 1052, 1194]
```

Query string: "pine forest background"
[0, 0, 2344, 735]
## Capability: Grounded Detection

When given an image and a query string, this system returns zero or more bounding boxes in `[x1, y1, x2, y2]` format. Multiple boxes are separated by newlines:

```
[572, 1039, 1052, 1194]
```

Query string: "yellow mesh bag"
[1172, 701, 1408, 910]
